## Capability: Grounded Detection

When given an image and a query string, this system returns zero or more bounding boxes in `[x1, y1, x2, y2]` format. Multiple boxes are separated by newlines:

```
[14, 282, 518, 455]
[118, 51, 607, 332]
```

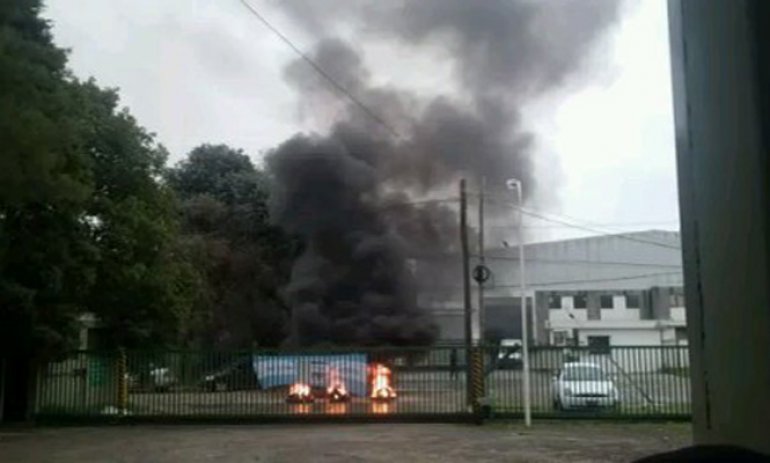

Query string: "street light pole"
[459, 179, 473, 410]
[506, 178, 531, 427]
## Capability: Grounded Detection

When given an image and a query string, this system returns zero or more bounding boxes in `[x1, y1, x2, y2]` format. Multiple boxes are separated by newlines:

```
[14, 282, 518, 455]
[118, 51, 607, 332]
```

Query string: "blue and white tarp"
[252, 354, 368, 397]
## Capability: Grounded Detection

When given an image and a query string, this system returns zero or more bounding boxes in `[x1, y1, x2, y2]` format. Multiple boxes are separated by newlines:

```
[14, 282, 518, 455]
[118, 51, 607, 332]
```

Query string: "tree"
[0, 0, 96, 359]
[0, 0, 101, 421]
[1, 1, 199, 358]
[168, 144, 299, 348]
[73, 80, 199, 349]
[0, 0, 92, 206]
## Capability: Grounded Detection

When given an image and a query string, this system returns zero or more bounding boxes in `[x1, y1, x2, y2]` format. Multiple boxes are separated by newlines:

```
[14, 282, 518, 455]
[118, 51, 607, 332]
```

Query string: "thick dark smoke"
[267, 134, 437, 346]
[266, 1, 622, 346]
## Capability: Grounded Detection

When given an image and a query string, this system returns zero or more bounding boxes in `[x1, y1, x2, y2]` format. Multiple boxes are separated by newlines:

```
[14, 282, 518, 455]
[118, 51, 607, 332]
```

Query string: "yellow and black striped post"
[116, 348, 128, 414]
[469, 346, 486, 418]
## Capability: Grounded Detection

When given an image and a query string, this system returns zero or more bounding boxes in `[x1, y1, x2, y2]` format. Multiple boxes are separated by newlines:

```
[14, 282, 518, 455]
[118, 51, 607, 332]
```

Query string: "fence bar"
[33, 344, 691, 422]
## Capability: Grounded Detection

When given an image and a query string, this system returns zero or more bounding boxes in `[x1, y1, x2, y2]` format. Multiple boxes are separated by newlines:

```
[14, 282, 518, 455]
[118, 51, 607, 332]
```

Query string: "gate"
[34, 345, 691, 422]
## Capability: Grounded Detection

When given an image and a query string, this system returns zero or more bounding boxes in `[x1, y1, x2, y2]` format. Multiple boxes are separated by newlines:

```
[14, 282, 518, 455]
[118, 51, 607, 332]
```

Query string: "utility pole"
[459, 179, 473, 409]
[477, 177, 486, 344]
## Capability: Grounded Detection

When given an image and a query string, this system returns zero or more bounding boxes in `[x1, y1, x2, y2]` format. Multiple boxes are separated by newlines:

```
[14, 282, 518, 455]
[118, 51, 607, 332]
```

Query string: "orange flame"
[370, 363, 397, 400]
[372, 401, 392, 414]
[327, 367, 349, 402]
[288, 382, 313, 402]
[291, 403, 312, 414]
[325, 402, 348, 415]
[326, 368, 348, 397]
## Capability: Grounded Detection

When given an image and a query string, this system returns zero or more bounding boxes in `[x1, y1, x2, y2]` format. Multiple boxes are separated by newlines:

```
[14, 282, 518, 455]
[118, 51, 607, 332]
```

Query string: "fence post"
[116, 348, 128, 414]
[33, 361, 42, 417]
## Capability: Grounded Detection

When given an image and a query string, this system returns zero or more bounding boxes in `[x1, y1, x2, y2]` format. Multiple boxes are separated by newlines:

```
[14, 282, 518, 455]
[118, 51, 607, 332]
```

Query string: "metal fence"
[487, 345, 691, 419]
[34, 345, 691, 422]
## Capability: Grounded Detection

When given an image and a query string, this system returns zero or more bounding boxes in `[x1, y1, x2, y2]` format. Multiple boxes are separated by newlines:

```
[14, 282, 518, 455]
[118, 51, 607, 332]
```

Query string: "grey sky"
[43, 0, 679, 242]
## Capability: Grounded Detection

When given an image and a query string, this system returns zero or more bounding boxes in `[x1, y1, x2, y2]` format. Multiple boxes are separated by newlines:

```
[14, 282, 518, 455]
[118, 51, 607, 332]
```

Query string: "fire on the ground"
[286, 362, 398, 402]
[286, 383, 314, 403]
[326, 367, 350, 402]
[369, 363, 397, 401]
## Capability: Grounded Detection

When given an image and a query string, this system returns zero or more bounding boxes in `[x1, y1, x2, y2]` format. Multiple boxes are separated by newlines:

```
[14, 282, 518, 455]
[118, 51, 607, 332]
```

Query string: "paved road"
[0, 422, 690, 462]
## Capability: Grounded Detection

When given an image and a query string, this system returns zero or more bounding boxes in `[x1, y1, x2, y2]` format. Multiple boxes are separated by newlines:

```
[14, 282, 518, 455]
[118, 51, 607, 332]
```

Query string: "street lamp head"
[505, 178, 521, 190]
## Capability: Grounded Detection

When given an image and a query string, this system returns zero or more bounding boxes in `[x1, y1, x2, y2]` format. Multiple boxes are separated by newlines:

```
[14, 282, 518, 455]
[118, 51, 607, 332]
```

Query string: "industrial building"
[418, 230, 685, 347]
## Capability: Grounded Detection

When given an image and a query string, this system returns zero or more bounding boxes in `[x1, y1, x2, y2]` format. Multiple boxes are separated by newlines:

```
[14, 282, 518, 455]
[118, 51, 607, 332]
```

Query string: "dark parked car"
[127, 365, 176, 392]
[201, 357, 259, 392]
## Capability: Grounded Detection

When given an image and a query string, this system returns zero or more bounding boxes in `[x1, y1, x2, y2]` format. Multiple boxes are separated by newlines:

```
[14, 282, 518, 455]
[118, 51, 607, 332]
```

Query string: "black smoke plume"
[266, 1, 621, 346]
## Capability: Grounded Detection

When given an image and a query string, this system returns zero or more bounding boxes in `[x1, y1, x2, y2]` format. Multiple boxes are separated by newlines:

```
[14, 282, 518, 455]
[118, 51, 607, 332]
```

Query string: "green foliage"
[169, 145, 300, 348]
[73, 80, 198, 349]
[0, 206, 98, 357]
[0, 1, 199, 357]
[0, 1, 296, 357]
[0, 0, 91, 206]
[0, 0, 95, 358]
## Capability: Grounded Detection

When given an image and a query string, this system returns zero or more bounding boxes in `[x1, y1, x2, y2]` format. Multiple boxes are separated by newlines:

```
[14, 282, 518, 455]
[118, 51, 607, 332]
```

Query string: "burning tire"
[326, 367, 350, 403]
[286, 383, 314, 403]
[327, 385, 350, 403]
[369, 363, 397, 402]
[371, 387, 397, 402]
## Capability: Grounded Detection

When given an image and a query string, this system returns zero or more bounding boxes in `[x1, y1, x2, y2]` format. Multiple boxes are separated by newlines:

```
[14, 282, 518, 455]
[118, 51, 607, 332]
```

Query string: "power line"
[380, 197, 460, 208]
[480, 255, 682, 268]
[482, 198, 681, 250]
[419, 271, 682, 290]
[488, 221, 680, 230]
[407, 251, 682, 268]
[517, 208, 682, 250]
[524, 206, 675, 233]
[495, 271, 683, 288]
[476, 193, 682, 250]
[238, 0, 400, 138]
[478, 191, 670, 231]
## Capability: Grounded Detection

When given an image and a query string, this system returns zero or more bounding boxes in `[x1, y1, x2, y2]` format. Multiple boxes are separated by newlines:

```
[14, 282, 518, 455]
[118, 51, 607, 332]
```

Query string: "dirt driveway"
[0, 422, 691, 463]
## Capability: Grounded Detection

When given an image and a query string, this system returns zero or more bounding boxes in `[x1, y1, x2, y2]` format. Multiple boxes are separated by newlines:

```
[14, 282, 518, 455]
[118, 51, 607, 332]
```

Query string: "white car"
[552, 362, 619, 410]
[149, 366, 175, 392]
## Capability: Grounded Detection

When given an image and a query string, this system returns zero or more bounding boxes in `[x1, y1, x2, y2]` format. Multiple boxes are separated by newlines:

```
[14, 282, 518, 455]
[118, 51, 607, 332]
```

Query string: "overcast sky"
[43, 0, 679, 242]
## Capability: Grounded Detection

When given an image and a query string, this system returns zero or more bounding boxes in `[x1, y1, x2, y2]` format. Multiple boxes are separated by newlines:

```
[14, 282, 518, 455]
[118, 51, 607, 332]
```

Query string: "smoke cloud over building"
[265, 0, 621, 346]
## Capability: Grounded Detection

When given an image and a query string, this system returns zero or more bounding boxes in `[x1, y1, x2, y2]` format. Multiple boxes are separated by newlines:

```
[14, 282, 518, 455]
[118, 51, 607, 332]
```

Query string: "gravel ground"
[0, 422, 691, 462]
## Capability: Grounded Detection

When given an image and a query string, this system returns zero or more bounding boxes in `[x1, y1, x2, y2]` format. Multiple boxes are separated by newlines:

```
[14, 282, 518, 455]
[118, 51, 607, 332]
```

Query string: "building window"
[552, 331, 568, 346]
[587, 335, 611, 355]
[625, 293, 640, 309]
[548, 293, 562, 309]
[573, 293, 588, 309]
[600, 295, 614, 309]
[669, 288, 686, 307]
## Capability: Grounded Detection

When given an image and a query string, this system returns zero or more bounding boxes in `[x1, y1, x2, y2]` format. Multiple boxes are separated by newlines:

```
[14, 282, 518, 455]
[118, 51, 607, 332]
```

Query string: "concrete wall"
[484, 231, 684, 297]
[529, 346, 689, 374]
[669, 0, 770, 452]
[601, 295, 640, 321]
[419, 234, 686, 343]
[546, 291, 646, 323]
[577, 328, 661, 347]
[670, 307, 686, 322]
[543, 288, 685, 348]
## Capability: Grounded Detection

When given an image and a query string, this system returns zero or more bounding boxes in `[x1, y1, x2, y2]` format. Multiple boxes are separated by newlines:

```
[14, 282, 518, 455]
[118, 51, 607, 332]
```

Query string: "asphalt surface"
[0, 422, 691, 462]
